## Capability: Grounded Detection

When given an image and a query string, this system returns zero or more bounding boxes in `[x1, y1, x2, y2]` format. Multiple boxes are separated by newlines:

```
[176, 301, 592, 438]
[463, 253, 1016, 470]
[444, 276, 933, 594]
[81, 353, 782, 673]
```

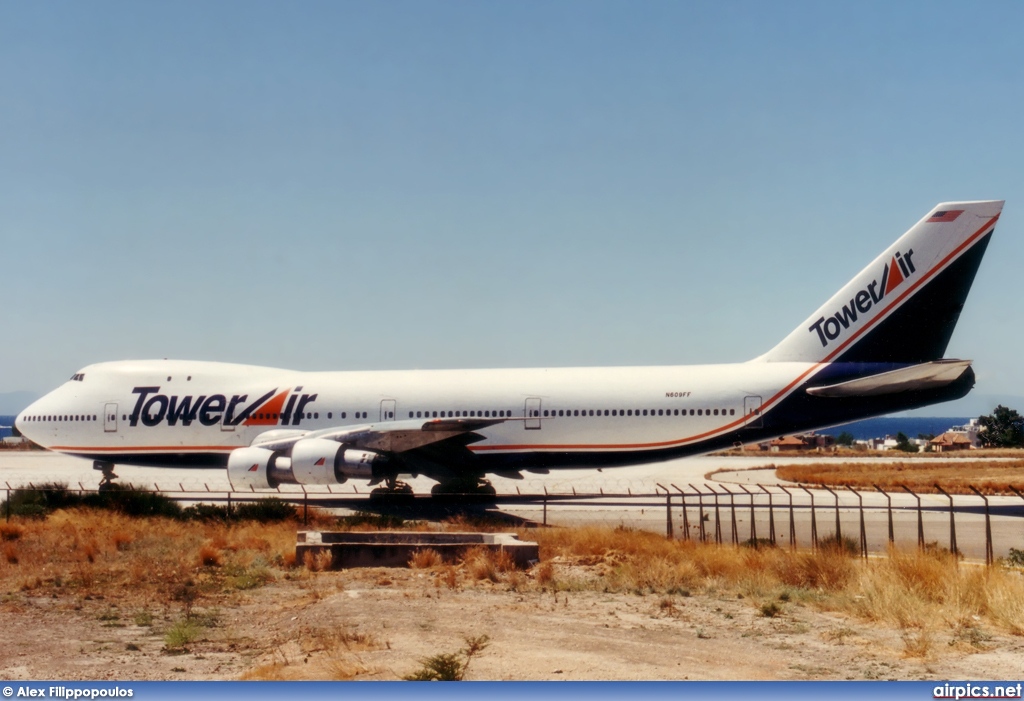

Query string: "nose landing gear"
[93, 461, 118, 491]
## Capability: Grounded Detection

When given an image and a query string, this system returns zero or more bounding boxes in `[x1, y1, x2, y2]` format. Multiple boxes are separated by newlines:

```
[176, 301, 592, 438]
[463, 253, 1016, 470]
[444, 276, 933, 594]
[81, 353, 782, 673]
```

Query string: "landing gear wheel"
[368, 480, 415, 503]
[93, 461, 118, 492]
[430, 478, 497, 502]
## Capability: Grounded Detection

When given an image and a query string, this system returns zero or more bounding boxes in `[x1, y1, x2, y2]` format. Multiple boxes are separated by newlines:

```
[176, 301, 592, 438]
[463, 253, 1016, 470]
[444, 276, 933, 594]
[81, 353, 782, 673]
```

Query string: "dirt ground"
[3, 560, 1024, 681]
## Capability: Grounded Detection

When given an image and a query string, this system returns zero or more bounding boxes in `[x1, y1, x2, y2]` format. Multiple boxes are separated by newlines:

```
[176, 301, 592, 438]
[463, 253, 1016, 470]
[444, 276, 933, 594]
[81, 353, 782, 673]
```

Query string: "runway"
[1, 451, 1022, 561]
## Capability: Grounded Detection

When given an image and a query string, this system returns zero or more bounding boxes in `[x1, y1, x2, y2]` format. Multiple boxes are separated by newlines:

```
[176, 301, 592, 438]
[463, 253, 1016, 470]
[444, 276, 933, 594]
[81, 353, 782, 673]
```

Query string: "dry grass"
[0, 508, 299, 611]
[4, 508, 1024, 672]
[522, 526, 1024, 643]
[461, 546, 516, 582]
[409, 548, 443, 569]
[0, 523, 24, 541]
[198, 544, 223, 568]
[774, 460, 1024, 494]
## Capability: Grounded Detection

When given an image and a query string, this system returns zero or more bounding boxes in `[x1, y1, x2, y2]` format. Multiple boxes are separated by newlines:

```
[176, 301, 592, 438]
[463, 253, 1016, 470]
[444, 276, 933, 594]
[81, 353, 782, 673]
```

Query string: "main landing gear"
[368, 477, 415, 503]
[430, 477, 497, 501]
[93, 461, 118, 491]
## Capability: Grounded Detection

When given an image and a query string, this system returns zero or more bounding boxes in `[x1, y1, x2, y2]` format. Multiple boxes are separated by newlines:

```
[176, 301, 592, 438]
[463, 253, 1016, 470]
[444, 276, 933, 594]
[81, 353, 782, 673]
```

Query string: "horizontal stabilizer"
[805, 359, 972, 398]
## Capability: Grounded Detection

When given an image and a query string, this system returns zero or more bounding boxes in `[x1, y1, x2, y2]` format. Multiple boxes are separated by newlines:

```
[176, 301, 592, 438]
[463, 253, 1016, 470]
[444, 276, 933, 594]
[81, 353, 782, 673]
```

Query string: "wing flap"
[250, 417, 507, 453]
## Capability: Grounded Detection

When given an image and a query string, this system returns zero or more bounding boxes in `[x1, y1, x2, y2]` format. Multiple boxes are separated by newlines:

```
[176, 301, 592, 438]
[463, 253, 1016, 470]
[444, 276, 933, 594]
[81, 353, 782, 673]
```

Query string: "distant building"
[944, 418, 982, 448]
[858, 435, 925, 452]
[767, 433, 834, 452]
[929, 432, 973, 452]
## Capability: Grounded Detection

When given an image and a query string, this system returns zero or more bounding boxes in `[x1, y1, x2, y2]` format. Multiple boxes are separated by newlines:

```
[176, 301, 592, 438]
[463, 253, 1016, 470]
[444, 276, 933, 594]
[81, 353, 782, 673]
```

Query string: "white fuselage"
[16, 358, 815, 469]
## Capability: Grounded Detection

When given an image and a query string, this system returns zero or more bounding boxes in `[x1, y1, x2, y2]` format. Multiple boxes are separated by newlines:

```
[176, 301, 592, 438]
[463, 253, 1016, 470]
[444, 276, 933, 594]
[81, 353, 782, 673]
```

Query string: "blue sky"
[2, 1, 1022, 415]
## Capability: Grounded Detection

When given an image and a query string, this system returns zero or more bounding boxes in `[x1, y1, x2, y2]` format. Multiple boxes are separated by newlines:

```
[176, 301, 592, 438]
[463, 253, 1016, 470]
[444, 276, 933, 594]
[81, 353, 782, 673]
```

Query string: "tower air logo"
[127, 387, 318, 428]
[808, 248, 916, 348]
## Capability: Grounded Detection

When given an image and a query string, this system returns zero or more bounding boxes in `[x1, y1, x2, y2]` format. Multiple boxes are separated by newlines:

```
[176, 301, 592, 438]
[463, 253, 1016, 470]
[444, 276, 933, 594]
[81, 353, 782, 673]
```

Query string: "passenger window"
[730, 409, 735, 415]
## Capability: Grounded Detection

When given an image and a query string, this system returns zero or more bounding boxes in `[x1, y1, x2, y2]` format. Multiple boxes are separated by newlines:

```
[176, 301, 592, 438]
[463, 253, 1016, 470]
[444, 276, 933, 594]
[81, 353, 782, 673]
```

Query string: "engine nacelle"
[227, 446, 292, 490]
[290, 438, 379, 485]
[227, 440, 381, 489]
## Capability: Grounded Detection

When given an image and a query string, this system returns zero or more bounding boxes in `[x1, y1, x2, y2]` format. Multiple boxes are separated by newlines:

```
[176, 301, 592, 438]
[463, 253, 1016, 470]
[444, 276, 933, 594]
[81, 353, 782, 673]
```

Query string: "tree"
[977, 405, 1024, 448]
[836, 431, 855, 447]
[893, 432, 918, 453]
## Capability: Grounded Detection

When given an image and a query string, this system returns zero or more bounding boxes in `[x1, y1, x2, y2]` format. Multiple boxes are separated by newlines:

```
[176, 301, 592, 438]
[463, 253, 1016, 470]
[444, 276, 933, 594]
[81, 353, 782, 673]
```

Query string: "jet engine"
[227, 439, 382, 490]
[291, 438, 378, 484]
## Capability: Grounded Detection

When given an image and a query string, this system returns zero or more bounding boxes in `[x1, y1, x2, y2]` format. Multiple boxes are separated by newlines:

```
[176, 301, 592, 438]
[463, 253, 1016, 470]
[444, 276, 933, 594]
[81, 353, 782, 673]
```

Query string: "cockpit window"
[69, 373, 85, 382]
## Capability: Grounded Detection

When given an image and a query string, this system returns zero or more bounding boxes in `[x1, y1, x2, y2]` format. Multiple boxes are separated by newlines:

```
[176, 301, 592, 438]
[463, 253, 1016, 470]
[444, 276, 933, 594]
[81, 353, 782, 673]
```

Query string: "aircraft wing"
[805, 359, 972, 398]
[249, 417, 507, 454]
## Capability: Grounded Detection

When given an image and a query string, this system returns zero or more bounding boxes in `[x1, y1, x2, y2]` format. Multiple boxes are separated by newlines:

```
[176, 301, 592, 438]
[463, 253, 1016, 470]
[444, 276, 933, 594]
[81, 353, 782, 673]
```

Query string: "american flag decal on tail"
[927, 210, 963, 223]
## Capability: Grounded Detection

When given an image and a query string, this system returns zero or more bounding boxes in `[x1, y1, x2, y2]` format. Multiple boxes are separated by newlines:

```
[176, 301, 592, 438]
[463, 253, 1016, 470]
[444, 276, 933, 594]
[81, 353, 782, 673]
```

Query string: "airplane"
[15, 200, 1003, 497]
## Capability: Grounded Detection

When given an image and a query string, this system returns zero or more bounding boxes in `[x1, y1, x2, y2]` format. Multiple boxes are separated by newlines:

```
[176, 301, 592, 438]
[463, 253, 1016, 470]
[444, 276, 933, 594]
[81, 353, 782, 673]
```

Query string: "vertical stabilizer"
[760, 201, 1003, 364]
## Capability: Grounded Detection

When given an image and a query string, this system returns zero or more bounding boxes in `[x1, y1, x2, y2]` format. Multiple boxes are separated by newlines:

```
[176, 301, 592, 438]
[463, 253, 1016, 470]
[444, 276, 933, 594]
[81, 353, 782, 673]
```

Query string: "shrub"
[818, 533, 860, 556]
[1005, 548, 1024, 567]
[403, 635, 490, 681]
[164, 619, 202, 651]
[409, 548, 443, 569]
[233, 498, 296, 522]
[84, 486, 183, 518]
[1, 483, 84, 517]
[181, 503, 230, 521]
[337, 512, 406, 529]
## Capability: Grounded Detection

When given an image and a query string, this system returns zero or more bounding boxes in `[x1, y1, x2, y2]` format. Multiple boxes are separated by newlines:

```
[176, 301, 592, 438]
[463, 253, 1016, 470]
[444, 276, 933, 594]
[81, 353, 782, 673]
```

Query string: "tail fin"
[761, 200, 1003, 364]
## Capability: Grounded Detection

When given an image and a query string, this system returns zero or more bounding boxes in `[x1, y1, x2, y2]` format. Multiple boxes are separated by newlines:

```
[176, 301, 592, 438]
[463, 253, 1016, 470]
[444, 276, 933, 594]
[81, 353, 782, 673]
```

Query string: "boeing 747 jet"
[16, 200, 1003, 496]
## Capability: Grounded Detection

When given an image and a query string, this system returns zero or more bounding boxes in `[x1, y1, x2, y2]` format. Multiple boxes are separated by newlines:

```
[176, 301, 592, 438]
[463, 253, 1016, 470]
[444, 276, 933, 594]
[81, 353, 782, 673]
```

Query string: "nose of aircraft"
[14, 396, 47, 446]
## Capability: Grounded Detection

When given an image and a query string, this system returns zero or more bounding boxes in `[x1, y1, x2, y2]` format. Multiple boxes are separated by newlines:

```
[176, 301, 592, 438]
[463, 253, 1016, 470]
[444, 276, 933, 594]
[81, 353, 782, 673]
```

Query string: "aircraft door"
[744, 396, 763, 428]
[380, 399, 396, 422]
[524, 397, 542, 430]
[104, 403, 118, 433]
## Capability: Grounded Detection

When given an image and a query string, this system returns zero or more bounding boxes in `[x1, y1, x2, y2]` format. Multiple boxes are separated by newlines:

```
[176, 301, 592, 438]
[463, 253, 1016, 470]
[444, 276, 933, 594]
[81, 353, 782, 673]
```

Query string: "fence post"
[673, 485, 690, 542]
[900, 485, 924, 550]
[874, 485, 894, 546]
[933, 484, 957, 561]
[716, 486, 738, 545]
[543, 492, 548, 527]
[760, 485, 776, 546]
[713, 488, 723, 545]
[303, 487, 309, 526]
[689, 484, 706, 543]
[658, 485, 673, 539]
[778, 485, 796, 549]
[1011, 487, 1024, 546]
[821, 484, 842, 542]
[800, 486, 818, 550]
[5, 488, 9, 522]
[227, 490, 232, 518]
[847, 486, 867, 559]
[969, 486, 993, 566]
[739, 484, 757, 545]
